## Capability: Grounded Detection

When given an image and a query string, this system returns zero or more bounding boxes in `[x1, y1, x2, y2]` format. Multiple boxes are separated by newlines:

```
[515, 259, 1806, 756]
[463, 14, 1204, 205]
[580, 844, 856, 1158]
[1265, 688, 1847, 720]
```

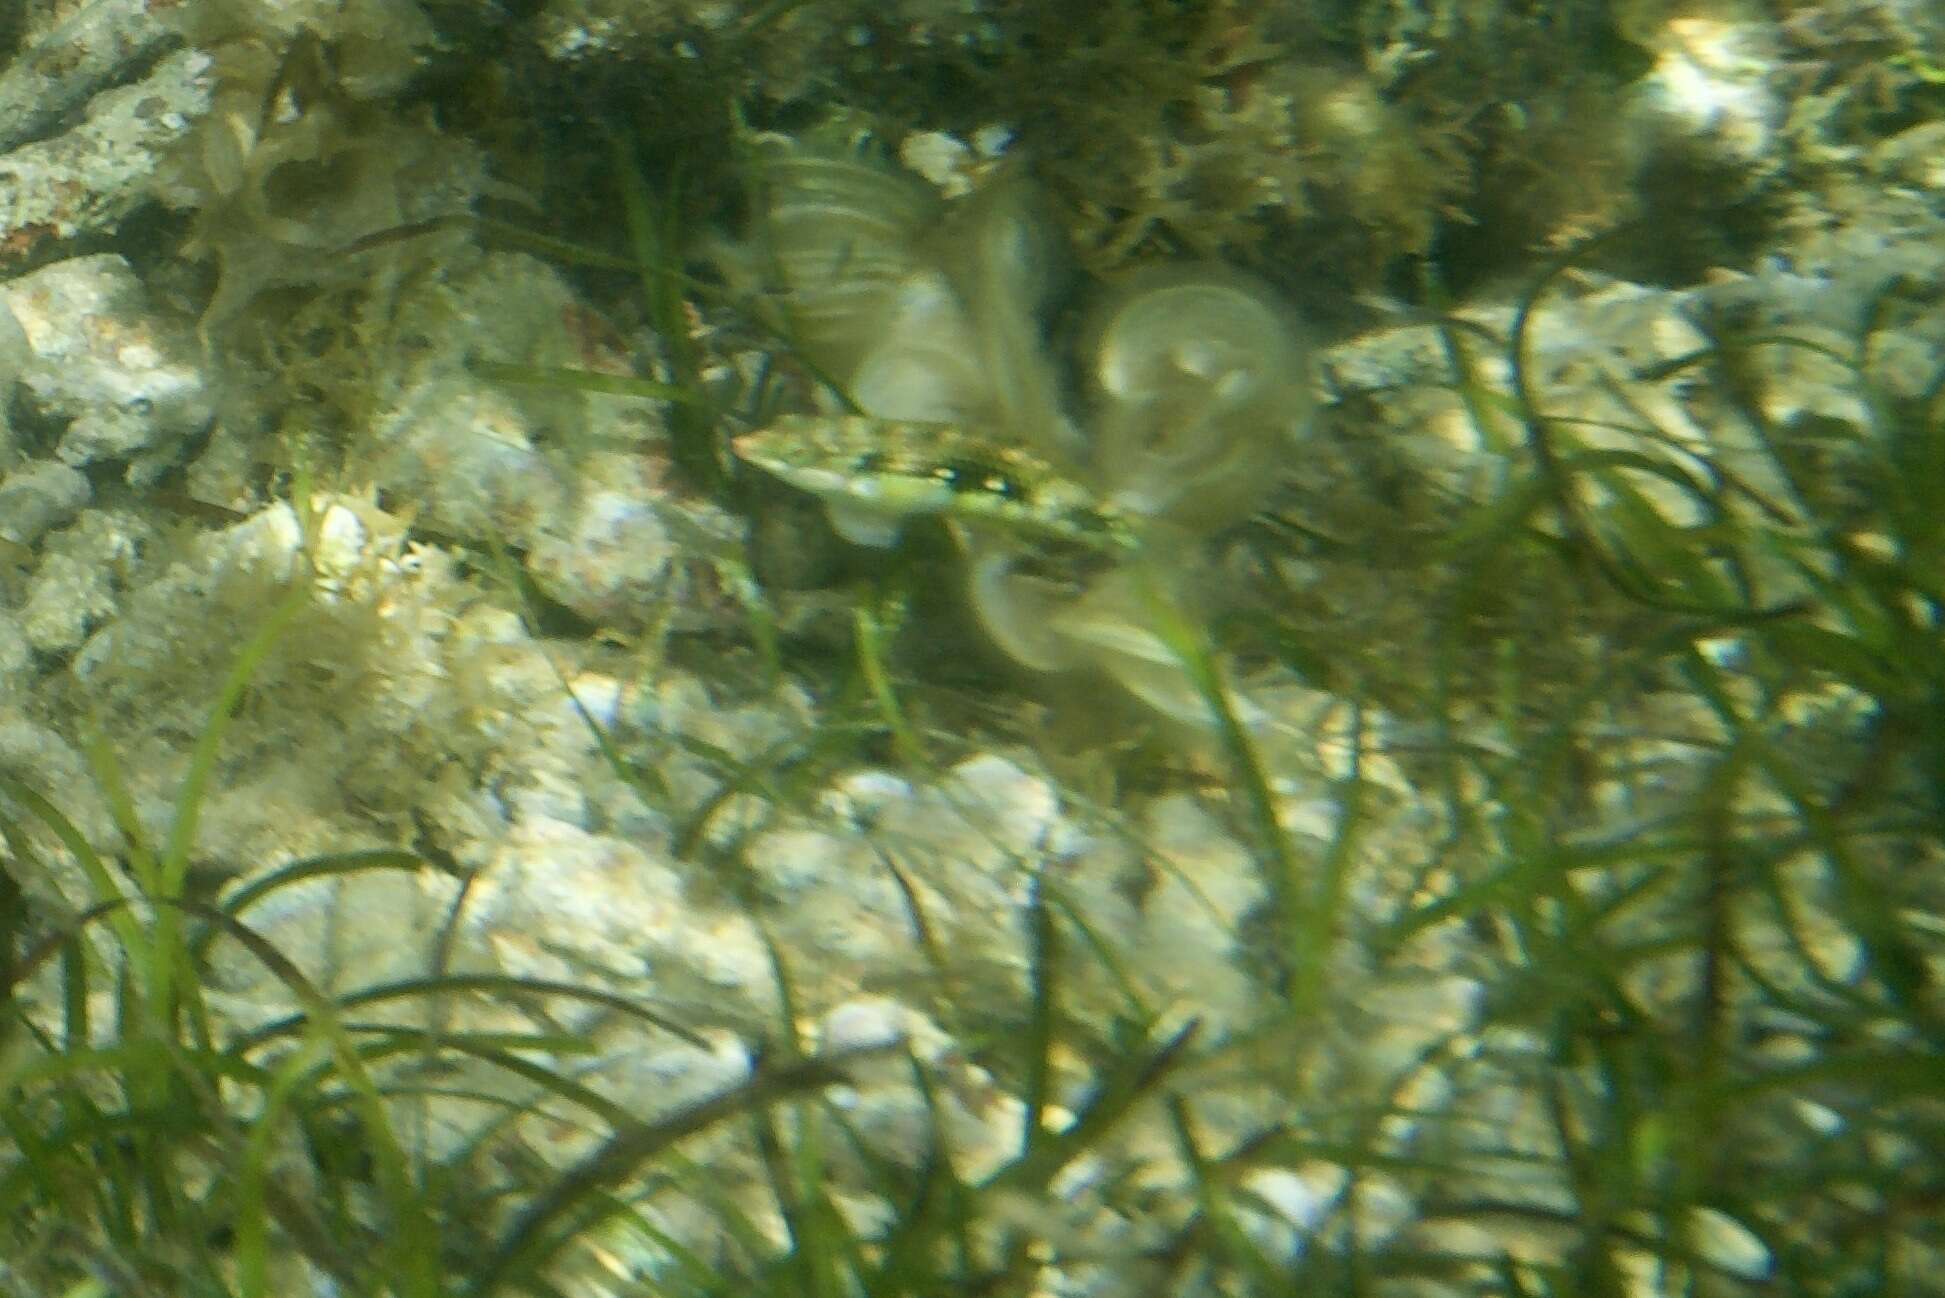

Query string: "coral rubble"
[0, 0, 1940, 1292]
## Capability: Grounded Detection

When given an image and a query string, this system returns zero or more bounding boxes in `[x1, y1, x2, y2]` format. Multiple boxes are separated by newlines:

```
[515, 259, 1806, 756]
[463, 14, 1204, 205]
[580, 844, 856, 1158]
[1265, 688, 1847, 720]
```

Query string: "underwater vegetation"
[721, 129, 1314, 724]
[0, 0, 1942, 1295]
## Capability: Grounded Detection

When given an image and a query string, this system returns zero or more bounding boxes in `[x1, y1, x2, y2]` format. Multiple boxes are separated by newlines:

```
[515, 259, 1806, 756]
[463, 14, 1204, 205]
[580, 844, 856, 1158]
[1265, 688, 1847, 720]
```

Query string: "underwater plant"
[721, 130, 1314, 728]
[7, 1, 1939, 1284]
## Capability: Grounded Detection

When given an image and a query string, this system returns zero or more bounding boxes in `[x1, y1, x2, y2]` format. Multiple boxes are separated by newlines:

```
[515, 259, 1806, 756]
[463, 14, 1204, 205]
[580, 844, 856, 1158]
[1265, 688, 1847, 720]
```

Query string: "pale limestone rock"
[1, 254, 210, 482]
[0, 460, 89, 547]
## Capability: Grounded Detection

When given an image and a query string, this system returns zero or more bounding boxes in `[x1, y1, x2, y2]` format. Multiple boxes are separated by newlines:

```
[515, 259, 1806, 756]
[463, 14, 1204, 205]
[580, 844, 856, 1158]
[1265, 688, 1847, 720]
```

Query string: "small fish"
[733, 413, 1138, 552]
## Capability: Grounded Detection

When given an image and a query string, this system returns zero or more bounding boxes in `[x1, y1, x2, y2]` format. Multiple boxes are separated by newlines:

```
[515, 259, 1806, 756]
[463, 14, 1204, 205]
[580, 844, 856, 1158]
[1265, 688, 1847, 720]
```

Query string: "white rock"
[0, 255, 210, 481]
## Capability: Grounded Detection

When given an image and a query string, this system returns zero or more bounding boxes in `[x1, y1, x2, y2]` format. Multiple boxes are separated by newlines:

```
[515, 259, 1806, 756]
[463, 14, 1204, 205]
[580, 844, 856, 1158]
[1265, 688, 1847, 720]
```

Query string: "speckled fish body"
[734, 413, 1138, 552]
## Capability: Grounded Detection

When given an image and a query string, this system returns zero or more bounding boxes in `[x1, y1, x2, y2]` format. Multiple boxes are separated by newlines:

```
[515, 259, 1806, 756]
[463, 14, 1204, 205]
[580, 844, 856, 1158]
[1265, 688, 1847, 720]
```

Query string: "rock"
[1, 254, 211, 482]
[0, 460, 89, 546]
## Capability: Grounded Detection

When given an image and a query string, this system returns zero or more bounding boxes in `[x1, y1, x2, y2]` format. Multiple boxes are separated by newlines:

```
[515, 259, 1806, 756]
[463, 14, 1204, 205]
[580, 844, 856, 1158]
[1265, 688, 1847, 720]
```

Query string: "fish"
[733, 413, 1139, 553]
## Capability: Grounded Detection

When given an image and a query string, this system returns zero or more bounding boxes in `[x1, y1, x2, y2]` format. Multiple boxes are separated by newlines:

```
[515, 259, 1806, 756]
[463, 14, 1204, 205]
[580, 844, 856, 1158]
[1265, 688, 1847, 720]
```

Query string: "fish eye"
[934, 458, 1020, 498]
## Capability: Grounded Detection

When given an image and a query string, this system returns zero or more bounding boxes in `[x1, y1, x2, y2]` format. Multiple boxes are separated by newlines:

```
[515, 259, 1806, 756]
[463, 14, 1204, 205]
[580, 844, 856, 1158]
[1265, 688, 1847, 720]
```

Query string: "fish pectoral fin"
[823, 499, 908, 548]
